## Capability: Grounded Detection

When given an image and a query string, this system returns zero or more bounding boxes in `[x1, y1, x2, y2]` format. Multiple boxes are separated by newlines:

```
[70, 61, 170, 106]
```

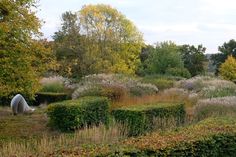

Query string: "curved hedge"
[48, 117, 236, 156]
[115, 117, 236, 157]
[47, 96, 110, 131]
[112, 103, 185, 136]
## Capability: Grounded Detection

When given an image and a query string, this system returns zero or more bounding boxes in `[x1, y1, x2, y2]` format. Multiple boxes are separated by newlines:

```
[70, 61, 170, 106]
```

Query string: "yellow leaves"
[219, 55, 236, 81]
[0, 0, 55, 98]
[78, 4, 143, 75]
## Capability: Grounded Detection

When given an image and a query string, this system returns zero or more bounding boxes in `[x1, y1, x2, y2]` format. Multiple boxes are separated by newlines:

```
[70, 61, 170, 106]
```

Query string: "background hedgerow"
[47, 96, 110, 131]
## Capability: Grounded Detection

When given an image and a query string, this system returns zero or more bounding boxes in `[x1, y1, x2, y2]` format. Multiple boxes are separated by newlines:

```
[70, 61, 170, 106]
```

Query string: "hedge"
[47, 96, 110, 131]
[48, 117, 236, 156]
[115, 117, 236, 157]
[112, 103, 185, 136]
[33, 92, 69, 105]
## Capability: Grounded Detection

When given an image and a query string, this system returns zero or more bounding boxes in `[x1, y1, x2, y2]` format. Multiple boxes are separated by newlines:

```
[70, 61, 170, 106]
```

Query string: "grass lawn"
[0, 106, 59, 146]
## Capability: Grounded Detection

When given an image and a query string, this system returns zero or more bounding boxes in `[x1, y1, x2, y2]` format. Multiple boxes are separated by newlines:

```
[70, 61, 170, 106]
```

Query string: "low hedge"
[47, 96, 110, 131]
[49, 117, 236, 156]
[112, 103, 185, 136]
[116, 117, 236, 157]
[34, 92, 69, 105]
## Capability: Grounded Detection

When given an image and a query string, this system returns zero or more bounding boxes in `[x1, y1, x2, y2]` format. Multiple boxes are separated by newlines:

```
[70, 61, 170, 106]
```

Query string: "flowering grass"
[72, 74, 158, 100]
[194, 96, 236, 121]
[176, 76, 236, 98]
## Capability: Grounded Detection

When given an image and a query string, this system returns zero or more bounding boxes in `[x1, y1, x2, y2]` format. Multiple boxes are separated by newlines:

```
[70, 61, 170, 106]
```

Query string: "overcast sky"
[37, 0, 236, 53]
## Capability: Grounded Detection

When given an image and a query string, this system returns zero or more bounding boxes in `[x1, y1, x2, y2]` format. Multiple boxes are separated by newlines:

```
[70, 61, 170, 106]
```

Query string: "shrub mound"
[112, 103, 185, 136]
[72, 74, 158, 100]
[47, 96, 110, 131]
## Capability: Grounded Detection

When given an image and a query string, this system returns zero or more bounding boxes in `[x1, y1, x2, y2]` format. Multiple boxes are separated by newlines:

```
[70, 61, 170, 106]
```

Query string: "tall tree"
[180, 44, 207, 76]
[53, 11, 85, 78]
[211, 39, 236, 74]
[139, 41, 190, 78]
[79, 4, 144, 74]
[0, 0, 55, 99]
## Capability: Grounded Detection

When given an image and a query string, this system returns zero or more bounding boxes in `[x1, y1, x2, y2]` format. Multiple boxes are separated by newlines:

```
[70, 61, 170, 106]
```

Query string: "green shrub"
[101, 85, 127, 101]
[40, 82, 65, 93]
[34, 92, 69, 105]
[47, 96, 110, 131]
[142, 78, 174, 90]
[112, 103, 185, 136]
[166, 67, 191, 78]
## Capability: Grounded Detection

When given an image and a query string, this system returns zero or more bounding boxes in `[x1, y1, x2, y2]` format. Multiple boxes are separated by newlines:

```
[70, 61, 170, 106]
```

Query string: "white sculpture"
[10, 94, 35, 115]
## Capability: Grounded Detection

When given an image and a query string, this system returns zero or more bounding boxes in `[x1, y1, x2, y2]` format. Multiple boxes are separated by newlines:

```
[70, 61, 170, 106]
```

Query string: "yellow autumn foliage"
[219, 55, 236, 81]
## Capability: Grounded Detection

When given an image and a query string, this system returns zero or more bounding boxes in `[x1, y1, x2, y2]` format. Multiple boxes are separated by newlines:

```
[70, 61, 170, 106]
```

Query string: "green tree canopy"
[0, 0, 55, 99]
[79, 4, 144, 74]
[53, 11, 85, 78]
[139, 41, 190, 78]
[53, 4, 143, 77]
[180, 44, 207, 76]
[211, 39, 236, 74]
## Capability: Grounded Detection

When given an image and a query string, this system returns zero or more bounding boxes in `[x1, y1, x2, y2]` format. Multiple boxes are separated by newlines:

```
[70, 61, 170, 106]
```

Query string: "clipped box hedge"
[112, 103, 185, 136]
[47, 96, 110, 131]
[116, 117, 236, 157]
[48, 117, 236, 156]
[34, 92, 69, 105]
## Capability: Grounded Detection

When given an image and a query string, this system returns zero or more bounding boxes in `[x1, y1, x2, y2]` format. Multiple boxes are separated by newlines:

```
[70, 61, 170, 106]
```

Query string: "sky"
[36, 0, 236, 53]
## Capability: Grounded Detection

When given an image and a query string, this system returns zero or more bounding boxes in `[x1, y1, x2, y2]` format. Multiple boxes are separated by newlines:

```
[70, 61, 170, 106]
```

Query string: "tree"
[139, 41, 190, 77]
[53, 11, 85, 78]
[0, 0, 55, 99]
[219, 55, 236, 81]
[211, 39, 236, 74]
[79, 4, 143, 74]
[180, 44, 207, 76]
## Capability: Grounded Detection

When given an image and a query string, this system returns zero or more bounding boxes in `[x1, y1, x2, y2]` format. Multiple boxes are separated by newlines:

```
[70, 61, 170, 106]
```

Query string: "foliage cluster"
[40, 82, 65, 93]
[211, 39, 236, 74]
[141, 77, 174, 90]
[139, 41, 190, 78]
[0, 0, 55, 100]
[219, 55, 236, 81]
[112, 103, 185, 136]
[180, 44, 207, 76]
[138, 42, 206, 78]
[47, 96, 110, 131]
[53, 4, 143, 78]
